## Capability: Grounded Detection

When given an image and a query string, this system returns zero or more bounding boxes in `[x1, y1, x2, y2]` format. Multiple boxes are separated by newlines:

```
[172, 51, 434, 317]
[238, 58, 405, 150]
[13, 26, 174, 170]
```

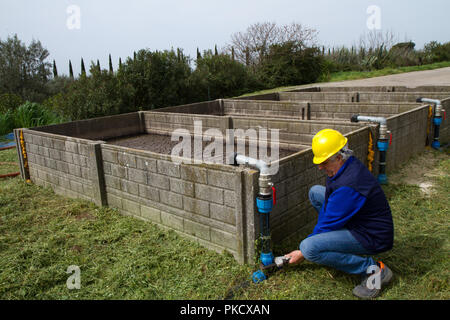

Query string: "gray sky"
[1, 0, 449, 75]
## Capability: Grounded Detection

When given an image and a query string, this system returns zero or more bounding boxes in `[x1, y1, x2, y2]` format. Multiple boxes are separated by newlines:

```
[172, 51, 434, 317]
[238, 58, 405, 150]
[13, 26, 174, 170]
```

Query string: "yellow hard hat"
[312, 129, 348, 164]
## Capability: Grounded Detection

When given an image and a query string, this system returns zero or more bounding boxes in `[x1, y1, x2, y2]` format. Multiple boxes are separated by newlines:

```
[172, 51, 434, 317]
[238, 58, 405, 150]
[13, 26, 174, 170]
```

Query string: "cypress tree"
[245, 47, 250, 66]
[214, 45, 218, 56]
[53, 60, 58, 77]
[119, 57, 122, 69]
[96, 59, 100, 72]
[69, 60, 74, 79]
[109, 54, 113, 73]
[81, 58, 86, 76]
[231, 47, 235, 61]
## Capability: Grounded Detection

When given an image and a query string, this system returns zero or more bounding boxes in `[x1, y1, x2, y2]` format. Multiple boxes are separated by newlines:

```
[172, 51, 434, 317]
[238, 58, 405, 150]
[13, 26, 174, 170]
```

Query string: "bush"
[257, 42, 325, 88]
[191, 50, 261, 101]
[13, 101, 64, 129]
[117, 49, 192, 111]
[0, 93, 24, 114]
[0, 109, 15, 135]
[422, 41, 450, 64]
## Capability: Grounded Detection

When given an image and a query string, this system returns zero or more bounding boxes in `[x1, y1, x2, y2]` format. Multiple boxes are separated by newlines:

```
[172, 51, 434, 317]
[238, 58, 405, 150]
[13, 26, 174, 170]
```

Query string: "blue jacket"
[310, 156, 394, 253]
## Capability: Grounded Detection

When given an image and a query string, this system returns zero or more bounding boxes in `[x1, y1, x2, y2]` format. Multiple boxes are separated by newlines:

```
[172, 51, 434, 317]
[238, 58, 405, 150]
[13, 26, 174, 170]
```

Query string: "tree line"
[1, 23, 450, 131]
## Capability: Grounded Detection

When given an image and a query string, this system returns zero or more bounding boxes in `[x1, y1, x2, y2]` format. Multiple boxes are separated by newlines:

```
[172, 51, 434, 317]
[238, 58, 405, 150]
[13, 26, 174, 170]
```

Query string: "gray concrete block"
[195, 184, 223, 204]
[102, 149, 118, 163]
[65, 141, 78, 154]
[141, 205, 161, 223]
[160, 191, 183, 209]
[183, 196, 209, 217]
[170, 178, 194, 197]
[207, 170, 235, 190]
[211, 228, 236, 251]
[210, 203, 236, 226]
[120, 179, 139, 196]
[224, 190, 236, 208]
[184, 219, 211, 241]
[122, 198, 141, 216]
[138, 184, 160, 202]
[157, 160, 181, 178]
[161, 211, 184, 231]
[111, 164, 127, 178]
[128, 168, 147, 184]
[118, 151, 136, 168]
[147, 172, 170, 190]
[136, 157, 157, 172]
[180, 165, 207, 184]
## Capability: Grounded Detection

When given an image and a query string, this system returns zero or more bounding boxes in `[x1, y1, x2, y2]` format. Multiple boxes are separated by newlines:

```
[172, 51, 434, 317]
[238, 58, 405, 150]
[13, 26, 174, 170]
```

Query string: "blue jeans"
[300, 185, 376, 275]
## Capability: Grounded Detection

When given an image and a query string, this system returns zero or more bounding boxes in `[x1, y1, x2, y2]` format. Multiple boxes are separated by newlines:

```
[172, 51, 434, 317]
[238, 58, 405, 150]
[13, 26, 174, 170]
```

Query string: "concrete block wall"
[100, 144, 254, 264]
[383, 105, 429, 173]
[223, 100, 309, 119]
[151, 100, 222, 115]
[308, 102, 418, 121]
[231, 116, 364, 146]
[18, 129, 100, 204]
[33, 112, 143, 141]
[278, 91, 450, 103]
[224, 99, 419, 122]
[142, 112, 229, 138]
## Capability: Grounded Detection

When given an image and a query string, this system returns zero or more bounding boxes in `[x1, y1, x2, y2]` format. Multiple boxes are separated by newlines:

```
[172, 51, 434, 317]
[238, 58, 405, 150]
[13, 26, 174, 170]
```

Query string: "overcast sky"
[1, 0, 449, 75]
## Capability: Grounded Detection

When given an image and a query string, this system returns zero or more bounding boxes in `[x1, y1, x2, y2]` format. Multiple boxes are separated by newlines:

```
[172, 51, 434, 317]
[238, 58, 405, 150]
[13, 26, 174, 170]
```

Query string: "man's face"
[318, 155, 343, 177]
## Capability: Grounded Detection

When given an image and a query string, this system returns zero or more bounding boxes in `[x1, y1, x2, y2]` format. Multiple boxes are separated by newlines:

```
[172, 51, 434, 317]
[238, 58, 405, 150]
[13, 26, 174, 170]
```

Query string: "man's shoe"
[352, 261, 393, 299]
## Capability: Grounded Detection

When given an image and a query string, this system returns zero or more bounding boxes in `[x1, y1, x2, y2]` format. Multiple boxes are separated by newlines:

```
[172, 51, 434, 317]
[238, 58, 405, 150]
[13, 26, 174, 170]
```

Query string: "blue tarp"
[0, 132, 16, 148]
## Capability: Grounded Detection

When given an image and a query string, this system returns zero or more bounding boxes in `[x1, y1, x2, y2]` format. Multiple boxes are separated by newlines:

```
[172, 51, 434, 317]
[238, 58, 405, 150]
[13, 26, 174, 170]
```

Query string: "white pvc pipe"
[235, 154, 270, 175]
[355, 115, 387, 125]
[418, 98, 441, 106]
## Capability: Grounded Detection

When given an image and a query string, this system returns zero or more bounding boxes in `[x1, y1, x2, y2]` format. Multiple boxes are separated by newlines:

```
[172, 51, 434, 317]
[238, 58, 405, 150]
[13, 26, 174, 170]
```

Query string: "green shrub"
[0, 109, 15, 135]
[423, 41, 450, 64]
[0, 93, 24, 114]
[257, 42, 325, 88]
[13, 101, 64, 129]
[190, 50, 261, 101]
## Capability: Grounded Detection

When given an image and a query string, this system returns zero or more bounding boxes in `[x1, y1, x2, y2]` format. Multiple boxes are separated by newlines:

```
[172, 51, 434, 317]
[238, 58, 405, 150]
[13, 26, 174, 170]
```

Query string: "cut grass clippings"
[0, 144, 449, 300]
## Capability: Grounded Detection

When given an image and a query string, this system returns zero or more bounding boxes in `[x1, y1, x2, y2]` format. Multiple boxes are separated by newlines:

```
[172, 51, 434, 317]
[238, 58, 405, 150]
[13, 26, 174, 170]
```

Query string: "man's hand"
[285, 250, 305, 265]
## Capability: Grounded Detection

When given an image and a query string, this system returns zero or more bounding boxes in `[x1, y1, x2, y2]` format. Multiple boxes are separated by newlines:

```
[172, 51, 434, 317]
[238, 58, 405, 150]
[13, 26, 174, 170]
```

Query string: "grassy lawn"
[0, 146, 448, 300]
[238, 61, 450, 97]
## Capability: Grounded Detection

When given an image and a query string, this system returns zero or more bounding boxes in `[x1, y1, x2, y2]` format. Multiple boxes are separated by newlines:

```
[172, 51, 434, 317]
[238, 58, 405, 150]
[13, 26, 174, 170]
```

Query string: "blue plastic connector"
[433, 117, 442, 126]
[256, 198, 273, 214]
[378, 174, 388, 185]
[431, 140, 441, 149]
[252, 270, 267, 283]
[260, 252, 274, 267]
[377, 141, 389, 152]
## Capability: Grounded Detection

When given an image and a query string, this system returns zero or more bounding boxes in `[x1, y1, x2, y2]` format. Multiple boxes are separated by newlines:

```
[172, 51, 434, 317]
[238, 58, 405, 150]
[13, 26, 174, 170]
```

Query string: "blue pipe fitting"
[252, 270, 267, 283]
[260, 252, 274, 267]
[377, 140, 389, 152]
[431, 140, 441, 149]
[433, 117, 442, 126]
[256, 197, 273, 214]
[378, 174, 388, 185]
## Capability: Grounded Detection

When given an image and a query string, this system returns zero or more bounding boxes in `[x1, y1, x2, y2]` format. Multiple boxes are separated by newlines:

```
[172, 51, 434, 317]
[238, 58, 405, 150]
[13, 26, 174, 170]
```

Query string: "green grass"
[238, 61, 450, 97]
[0, 147, 449, 299]
[325, 61, 450, 83]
